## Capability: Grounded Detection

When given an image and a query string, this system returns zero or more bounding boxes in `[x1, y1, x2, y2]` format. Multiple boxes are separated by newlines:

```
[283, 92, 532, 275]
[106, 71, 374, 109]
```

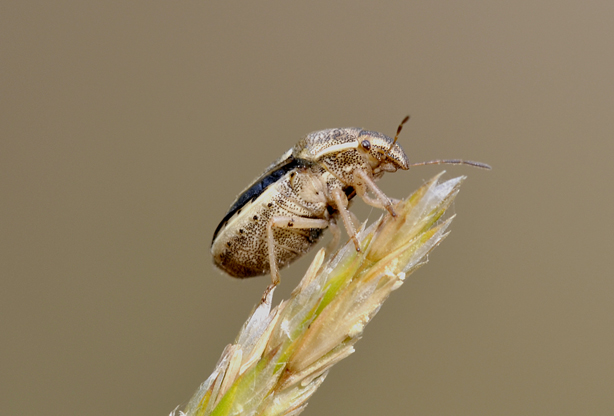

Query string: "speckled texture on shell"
[211, 165, 340, 278]
[211, 127, 410, 278]
[294, 128, 409, 178]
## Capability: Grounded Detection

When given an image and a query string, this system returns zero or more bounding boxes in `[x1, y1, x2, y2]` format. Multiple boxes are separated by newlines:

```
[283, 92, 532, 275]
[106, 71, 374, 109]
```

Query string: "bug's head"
[356, 116, 411, 175]
[356, 129, 410, 175]
[294, 120, 410, 184]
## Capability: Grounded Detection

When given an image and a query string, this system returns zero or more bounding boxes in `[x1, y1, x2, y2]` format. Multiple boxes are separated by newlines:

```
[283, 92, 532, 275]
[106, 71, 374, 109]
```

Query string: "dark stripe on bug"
[212, 157, 302, 243]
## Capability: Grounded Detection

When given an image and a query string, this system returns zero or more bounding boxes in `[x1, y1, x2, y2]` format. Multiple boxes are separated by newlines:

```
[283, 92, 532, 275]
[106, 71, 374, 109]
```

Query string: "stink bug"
[211, 117, 490, 289]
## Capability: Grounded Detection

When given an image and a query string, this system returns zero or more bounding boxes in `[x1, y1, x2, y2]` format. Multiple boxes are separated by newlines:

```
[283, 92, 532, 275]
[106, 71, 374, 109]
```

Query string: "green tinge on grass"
[173, 172, 466, 416]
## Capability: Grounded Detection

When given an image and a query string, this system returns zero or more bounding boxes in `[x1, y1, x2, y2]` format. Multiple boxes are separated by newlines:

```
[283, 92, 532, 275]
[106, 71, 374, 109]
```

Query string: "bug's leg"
[266, 216, 329, 289]
[347, 209, 361, 230]
[353, 169, 397, 217]
[266, 221, 280, 292]
[325, 216, 341, 259]
[331, 188, 361, 251]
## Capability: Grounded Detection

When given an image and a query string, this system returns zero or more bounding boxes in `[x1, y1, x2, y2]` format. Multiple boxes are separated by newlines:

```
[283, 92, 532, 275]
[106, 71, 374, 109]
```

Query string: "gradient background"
[2, 2, 613, 415]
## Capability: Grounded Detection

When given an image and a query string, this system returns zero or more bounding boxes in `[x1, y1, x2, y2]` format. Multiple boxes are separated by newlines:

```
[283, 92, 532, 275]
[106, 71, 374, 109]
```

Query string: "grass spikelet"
[173, 173, 466, 416]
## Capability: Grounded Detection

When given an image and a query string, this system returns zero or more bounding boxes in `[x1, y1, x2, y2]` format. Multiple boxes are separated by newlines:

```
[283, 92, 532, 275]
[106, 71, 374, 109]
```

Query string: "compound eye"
[360, 140, 371, 151]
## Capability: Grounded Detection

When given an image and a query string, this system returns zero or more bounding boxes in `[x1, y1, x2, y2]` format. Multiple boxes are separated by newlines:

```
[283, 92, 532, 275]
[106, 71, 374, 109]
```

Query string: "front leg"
[353, 169, 397, 217]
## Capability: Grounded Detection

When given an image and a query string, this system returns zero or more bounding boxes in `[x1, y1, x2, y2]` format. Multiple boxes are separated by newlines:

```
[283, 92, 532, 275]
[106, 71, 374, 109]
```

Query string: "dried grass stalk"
[172, 172, 465, 416]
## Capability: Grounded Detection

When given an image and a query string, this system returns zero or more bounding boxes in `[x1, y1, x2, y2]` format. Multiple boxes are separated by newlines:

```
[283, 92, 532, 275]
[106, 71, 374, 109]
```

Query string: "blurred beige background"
[2, 1, 613, 415]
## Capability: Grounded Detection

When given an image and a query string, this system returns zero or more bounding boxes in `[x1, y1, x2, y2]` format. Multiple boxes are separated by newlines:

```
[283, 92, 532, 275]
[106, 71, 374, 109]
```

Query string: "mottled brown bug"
[211, 117, 489, 289]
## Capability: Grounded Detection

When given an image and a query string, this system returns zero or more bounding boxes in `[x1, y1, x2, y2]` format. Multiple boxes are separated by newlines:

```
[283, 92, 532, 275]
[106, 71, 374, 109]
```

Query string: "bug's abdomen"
[214, 226, 325, 278]
[211, 183, 326, 278]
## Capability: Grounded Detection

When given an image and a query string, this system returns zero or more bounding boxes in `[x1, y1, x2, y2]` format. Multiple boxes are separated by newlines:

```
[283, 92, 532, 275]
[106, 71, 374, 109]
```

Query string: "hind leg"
[265, 216, 329, 293]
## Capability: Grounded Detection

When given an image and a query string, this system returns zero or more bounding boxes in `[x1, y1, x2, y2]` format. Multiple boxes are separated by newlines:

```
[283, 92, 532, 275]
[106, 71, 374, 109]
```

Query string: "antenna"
[410, 159, 492, 170]
[387, 115, 491, 170]
[391, 115, 410, 148]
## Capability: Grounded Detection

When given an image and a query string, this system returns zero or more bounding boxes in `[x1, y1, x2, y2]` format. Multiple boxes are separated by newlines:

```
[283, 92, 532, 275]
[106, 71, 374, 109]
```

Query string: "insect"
[211, 117, 490, 289]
